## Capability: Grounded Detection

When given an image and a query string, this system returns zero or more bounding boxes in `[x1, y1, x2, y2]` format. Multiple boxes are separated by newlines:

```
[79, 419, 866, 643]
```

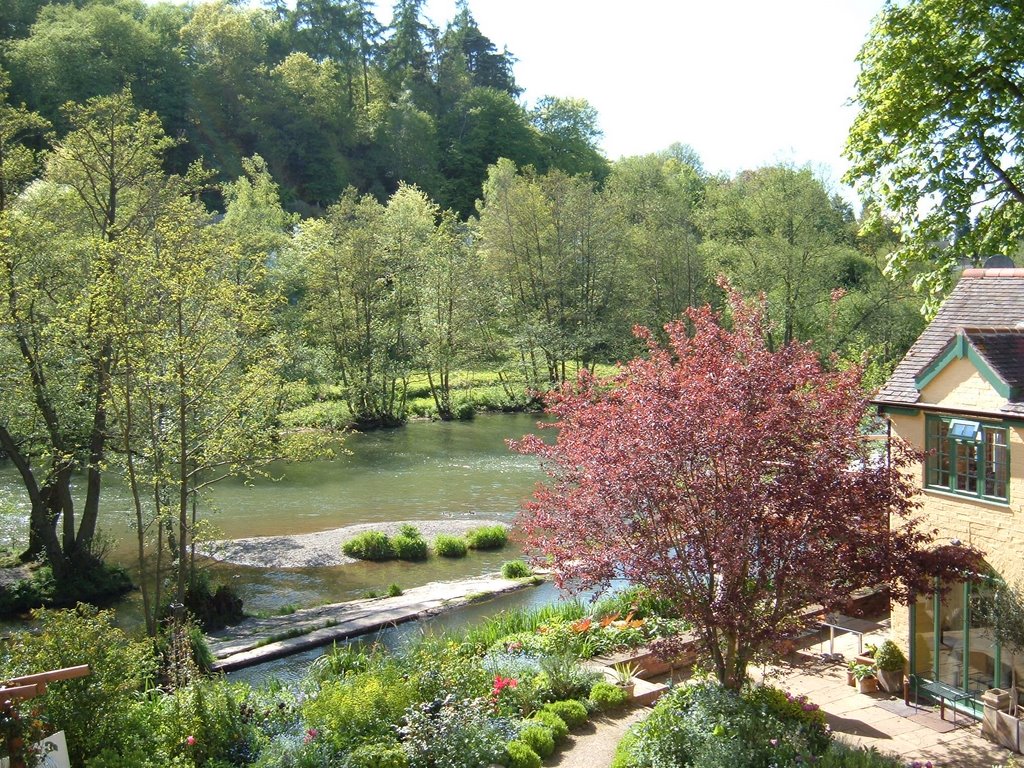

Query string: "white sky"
[412, 0, 887, 194]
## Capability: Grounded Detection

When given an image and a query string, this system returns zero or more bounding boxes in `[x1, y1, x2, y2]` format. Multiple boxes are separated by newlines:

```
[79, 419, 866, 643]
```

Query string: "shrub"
[343, 532, 395, 561]
[518, 724, 555, 758]
[1, 604, 158, 762]
[626, 682, 833, 768]
[535, 655, 601, 702]
[387, 583, 403, 597]
[302, 666, 417, 752]
[399, 695, 514, 768]
[504, 740, 541, 768]
[501, 560, 532, 579]
[589, 681, 629, 711]
[814, 742, 907, 767]
[0, 565, 55, 615]
[529, 710, 568, 742]
[347, 742, 409, 768]
[873, 639, 907, 672]
[465, 525, 508, 550]
[542, 699, 589, 729]
[433, 535, 468, 558]
[392, 533, 428, 562]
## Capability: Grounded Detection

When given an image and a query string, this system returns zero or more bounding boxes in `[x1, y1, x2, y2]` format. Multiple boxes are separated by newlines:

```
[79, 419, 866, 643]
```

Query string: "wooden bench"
[913, 677, 976, 725]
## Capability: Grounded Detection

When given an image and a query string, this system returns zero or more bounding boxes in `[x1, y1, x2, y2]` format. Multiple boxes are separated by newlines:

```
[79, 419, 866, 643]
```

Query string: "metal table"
[820, 613, 885, 656]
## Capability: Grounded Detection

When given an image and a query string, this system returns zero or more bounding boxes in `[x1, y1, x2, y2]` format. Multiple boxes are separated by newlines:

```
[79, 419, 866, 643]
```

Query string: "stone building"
[873, 267, 1024, 718]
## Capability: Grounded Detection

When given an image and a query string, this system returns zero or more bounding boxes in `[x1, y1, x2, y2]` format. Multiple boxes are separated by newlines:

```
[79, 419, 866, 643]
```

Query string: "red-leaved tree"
[514, 291, 980, 690]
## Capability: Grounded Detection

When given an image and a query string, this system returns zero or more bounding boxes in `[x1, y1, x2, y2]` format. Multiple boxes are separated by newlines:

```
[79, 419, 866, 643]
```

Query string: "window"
[925, 416, 1009, 502]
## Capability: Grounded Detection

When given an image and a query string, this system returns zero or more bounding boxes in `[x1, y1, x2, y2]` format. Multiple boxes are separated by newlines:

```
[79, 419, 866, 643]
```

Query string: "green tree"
[532, 96, 608, 181]
[845, 0, 1024, 308]
[476, 159, 625, 385]
[605, 148, 708, 332]
[0, 89, 175, 581]
[701, 165, 857, 350]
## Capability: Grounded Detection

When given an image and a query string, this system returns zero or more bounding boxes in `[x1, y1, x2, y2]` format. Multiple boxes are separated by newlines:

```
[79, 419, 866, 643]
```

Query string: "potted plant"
[851, 663, 878, 694]
[612, 662, 641, 698]
[856, 642, 877, 668]
[873, 640, 907, 695]
[846, 660, 857, 687]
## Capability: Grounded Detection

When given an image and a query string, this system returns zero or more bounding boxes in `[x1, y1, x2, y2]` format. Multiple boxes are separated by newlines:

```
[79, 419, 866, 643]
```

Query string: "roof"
[873, 268, 1024, 416]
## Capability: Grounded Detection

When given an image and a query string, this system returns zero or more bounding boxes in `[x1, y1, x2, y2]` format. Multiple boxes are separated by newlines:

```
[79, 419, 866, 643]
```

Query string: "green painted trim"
[914, 332, 1014, 399]
[933, 590, 941, 681]
[908, 602, 917, 677]
[961, 581, 971, 690]
[878, 405, 921, 416]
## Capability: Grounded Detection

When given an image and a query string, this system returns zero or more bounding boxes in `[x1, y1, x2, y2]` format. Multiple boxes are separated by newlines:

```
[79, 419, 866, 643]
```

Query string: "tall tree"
[845, 0, 1024, 309]
[532, 96, 608, 181]
[701, 165, 856, 349]
[0, 89, 175, 579]
[514, 289, 980, 690]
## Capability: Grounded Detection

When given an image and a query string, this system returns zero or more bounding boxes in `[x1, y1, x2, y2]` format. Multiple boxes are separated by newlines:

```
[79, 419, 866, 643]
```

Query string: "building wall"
[919, 356, 1008, 412]
[888, 408, 1024, 656]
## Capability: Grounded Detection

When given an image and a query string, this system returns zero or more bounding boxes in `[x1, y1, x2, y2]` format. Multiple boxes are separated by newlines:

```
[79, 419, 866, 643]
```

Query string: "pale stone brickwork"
[919, 356, 1009, 412]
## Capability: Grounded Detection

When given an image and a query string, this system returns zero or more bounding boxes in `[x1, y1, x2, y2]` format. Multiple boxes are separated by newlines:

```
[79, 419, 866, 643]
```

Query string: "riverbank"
[204, 519, 509, 569]
[205, 571, 543, 671]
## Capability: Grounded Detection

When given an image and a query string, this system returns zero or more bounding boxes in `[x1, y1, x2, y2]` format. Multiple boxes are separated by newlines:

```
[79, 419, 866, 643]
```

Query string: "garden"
[2, 588, 999, 768]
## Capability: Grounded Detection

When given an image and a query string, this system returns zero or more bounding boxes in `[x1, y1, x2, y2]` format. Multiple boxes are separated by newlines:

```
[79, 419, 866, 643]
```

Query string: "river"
[0, 413, 550, 623]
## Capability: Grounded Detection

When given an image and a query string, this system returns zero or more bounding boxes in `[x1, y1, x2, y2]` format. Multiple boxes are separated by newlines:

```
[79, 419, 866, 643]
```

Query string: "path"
[550, 706, 648, 768]
[205, 573, 541, 671]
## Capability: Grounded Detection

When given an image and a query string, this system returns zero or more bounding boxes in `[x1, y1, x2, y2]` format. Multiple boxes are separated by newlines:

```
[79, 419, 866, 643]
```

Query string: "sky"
[406, 0, 888, 194]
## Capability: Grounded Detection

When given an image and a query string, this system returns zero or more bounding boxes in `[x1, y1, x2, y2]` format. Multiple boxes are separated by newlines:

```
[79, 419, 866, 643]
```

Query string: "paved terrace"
[754, 626, 1017, 768]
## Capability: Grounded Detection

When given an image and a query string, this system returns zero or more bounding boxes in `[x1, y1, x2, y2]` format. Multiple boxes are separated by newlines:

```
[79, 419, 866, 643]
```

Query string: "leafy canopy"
[515, 287, 978, 689]
[845, 0, 1024, 309]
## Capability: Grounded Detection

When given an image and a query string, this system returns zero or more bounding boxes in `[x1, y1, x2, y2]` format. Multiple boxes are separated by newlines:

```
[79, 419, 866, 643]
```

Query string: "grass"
[459, 599, 587, 650]
[465, 525, 508, 550]
[501, 559, 532, 578]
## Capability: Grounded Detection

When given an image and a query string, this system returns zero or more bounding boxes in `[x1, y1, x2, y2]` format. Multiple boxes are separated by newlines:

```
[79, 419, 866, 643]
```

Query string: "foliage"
[845, 0, 1024, 307]
[514, 289, 980, 689]
[398, 694, 514, 768]
[623, 682, 831, 768]
[873, 640, 908, 673]
[464, 525, 508, 550]
[392, 526, 428, 562]
[589, 681, 629, 711]
[541, 699, 589, 729]
[0, 604, 157, 762]
[504, 740, 542, 768]
[0, 565, 55, 614]
[517, 723, 555, 758]
[501, 560, 532, 578]
[815, 742, 907, 768]
[433, 535, 468, 558]
[343, 532, 396, 561]
[387, 583, 403, 598]
[302, 666, 418, 753]
[535, 655, 600, 702]
[347, 742, 409, 768]
[528, 710, 569, 742]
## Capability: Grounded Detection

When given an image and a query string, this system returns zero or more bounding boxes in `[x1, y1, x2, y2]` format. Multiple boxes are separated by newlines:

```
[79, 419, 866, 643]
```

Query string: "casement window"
[925, 416, 1009, 502]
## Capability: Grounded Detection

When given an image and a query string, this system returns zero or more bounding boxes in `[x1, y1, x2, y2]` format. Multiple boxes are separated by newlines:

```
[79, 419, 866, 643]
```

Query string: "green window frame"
[925, 415, 1009, 502]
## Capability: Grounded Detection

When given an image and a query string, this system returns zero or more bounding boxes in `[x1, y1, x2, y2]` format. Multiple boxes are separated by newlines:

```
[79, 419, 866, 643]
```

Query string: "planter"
[616, 682, 635, 699]
[855, 653, 876, 668]
[982, 689, 1021, 753]
[846, 669, 856, 687]
[855, 675, 878, 694]
[876, 668, 904, 695]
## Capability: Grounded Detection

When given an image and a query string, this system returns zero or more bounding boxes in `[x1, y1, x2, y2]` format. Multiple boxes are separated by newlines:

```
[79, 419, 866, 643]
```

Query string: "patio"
[754, 625, 1019, 768]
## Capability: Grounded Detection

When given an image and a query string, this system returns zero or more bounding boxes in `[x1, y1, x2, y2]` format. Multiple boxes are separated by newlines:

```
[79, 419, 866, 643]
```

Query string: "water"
[0, 413, 551, 623]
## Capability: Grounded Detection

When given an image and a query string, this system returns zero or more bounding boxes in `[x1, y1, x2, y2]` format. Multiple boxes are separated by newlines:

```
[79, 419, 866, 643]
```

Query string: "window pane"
[938, 585, 967, 688]
[967, 585, 997, 695]
[927, 420, 951, 488]
[955, 442, 978, 493]
[983, 427, 1008, 499]
[913, 591, 936, 678]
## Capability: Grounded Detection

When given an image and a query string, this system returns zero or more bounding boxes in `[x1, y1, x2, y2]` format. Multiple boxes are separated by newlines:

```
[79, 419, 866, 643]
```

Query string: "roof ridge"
[961, 268, 1024, 278]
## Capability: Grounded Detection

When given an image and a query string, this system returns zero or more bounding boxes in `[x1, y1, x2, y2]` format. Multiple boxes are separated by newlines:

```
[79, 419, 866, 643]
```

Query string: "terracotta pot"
[856, 676, 878, 694]
[846, 670, 856, 687]
[616, 682, 635, 699]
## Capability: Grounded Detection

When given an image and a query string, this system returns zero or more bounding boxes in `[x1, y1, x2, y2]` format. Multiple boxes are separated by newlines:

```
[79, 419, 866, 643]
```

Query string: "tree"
[514, 288, 979, 690]
[844, 0, 1024, 309]
[701, 165, 857, 350]
[532, 96, 608, 181]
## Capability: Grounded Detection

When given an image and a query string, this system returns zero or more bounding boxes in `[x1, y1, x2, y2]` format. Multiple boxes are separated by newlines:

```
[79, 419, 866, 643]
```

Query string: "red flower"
[491, 675, 519, 698]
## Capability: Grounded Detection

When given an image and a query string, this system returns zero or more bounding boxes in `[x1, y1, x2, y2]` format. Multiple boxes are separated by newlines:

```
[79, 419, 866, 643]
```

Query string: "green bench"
[912, 676, 976, 725]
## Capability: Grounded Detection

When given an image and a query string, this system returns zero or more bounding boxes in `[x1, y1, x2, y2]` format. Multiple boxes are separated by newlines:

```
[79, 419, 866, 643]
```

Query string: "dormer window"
[926, 415, 1009, 502]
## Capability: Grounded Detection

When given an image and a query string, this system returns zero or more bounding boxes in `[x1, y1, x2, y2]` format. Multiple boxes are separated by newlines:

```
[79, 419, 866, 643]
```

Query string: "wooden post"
[1, 666, 90, 768]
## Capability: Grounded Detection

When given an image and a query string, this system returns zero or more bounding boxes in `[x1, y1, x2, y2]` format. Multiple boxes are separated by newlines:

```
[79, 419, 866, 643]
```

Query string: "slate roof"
[963, 329, 1024, 397]
[873, 268, 1024, 416]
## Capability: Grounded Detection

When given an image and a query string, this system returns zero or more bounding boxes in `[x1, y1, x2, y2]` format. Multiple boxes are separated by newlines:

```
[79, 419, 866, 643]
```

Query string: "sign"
[0, 731, 70, 768]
